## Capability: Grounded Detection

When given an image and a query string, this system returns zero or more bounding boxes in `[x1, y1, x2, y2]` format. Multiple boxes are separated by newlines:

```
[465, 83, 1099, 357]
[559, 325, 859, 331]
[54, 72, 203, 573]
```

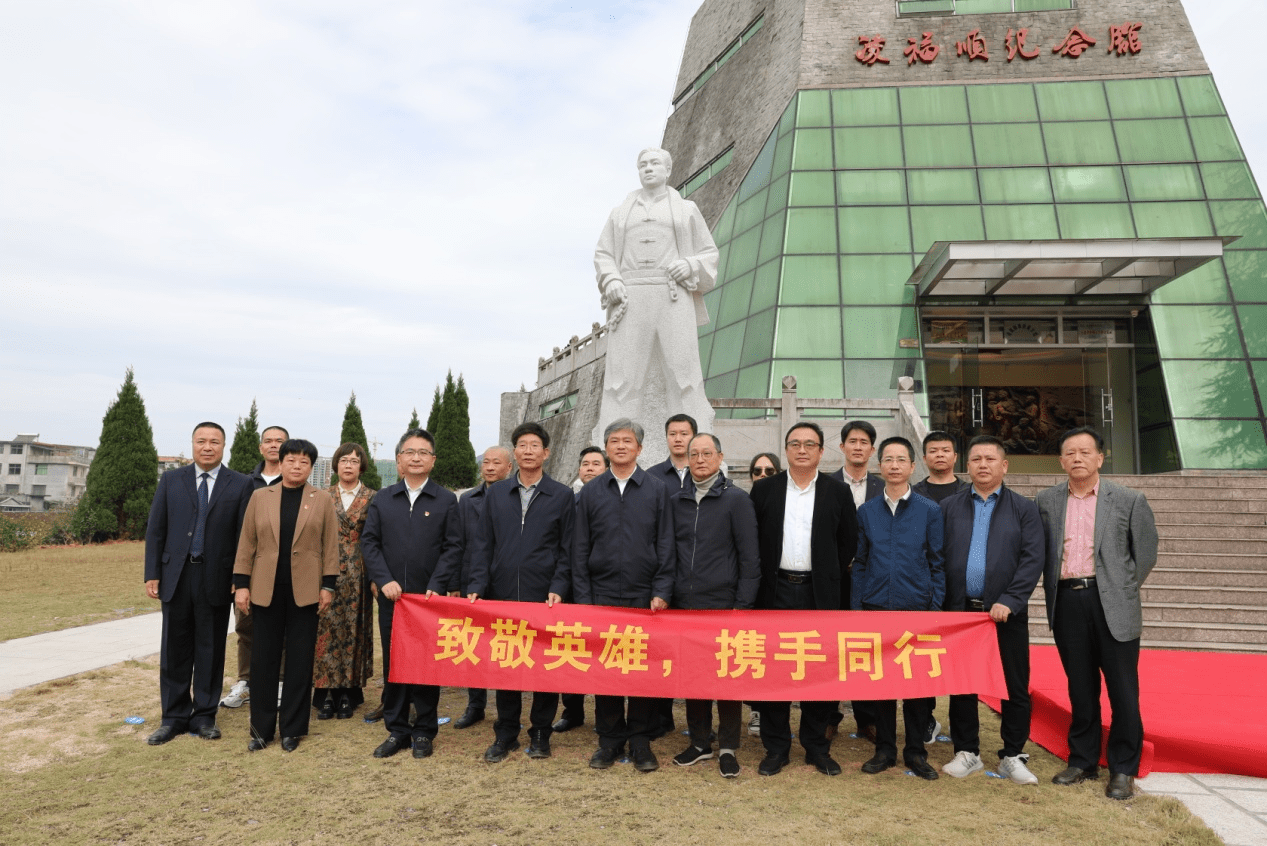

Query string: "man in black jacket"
[456, 422, 573, 764]
[361, 428, 458, 761]
[670, 433, 759, 778]
[573, 418, 675, 772]
[749, 421, 857, 777]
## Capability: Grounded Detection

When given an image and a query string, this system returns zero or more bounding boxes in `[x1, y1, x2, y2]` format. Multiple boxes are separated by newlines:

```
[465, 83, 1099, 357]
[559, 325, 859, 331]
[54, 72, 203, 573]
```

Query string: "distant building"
[158, 455, 190, 477]
[1, 434, 95, 512]
[307, 456, 333, 490]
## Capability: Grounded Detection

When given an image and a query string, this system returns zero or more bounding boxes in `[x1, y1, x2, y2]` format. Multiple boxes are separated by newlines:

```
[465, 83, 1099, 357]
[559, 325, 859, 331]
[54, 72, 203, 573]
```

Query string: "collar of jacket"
[676, 474, 728, 500]
[498, 473, 558, 498]
[389, 479, 436, 500]
[603, 465, 646, 488]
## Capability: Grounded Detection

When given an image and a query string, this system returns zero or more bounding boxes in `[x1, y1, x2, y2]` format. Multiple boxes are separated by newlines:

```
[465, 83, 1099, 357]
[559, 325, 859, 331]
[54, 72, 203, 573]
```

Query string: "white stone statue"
[592, 147, 718, 463]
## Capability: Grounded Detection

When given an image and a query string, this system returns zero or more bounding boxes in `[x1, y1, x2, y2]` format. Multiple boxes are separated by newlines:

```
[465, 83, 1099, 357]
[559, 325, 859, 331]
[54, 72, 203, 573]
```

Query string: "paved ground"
[0, 615, 1262, 844]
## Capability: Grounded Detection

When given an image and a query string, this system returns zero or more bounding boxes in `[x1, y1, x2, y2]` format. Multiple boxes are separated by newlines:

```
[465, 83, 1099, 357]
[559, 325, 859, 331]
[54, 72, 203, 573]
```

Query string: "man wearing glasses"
[361, 428, 458, 761]
[851, 436, 945, 779]
[748, 422, 857, 777]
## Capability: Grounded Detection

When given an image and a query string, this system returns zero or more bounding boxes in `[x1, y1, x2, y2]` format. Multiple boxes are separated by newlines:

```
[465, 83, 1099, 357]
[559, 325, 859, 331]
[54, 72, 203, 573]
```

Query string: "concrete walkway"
[0, 615, 1263, 844]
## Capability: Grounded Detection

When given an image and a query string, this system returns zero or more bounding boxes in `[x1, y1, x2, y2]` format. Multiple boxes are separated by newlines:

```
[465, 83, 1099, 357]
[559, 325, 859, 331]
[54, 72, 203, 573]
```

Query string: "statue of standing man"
[592, 148, 719, 462]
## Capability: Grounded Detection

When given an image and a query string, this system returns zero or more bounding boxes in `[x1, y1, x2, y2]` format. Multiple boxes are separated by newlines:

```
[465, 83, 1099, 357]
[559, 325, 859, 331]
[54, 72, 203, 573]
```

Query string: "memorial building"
[660, 0, 1267, 473]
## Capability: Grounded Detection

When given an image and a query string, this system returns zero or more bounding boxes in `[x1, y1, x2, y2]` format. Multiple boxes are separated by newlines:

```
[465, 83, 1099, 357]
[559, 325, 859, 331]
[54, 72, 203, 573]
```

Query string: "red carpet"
[981, 645, 1267, 777]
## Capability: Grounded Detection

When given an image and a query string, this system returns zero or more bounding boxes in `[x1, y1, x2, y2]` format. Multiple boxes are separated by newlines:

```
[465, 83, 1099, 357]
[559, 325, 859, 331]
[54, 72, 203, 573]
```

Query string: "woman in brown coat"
[233, 438, 338, 752]
[312, 442, 376, 720]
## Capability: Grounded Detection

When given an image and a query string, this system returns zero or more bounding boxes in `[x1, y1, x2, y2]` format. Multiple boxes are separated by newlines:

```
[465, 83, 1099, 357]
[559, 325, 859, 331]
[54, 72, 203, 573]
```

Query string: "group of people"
[142, 411, 1156, 800]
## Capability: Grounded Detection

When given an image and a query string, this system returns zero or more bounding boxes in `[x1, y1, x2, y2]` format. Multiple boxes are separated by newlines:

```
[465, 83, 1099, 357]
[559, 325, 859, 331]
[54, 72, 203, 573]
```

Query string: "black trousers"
[494, 690, 559, 742]
[1054, 584, 1144, 775]
[594, 695, 653, 751]
[159, 558, 230, 730]
[875, 698, 932, 762]
[560, 692, 586, 723]
[467, 688, 487, 711]
[949, 611, 1031, 760]
[686, 699, 741, 751]
[377, 592, 439, 740]
[758, 576, 833, 759]
[654, 698, 676, 732]
[249, 594, 317, 742]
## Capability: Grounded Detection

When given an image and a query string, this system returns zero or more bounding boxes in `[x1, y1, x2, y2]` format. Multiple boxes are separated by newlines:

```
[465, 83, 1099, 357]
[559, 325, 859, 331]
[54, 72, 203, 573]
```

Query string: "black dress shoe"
[281, 736, 301, 752]
[807, 753, 842, 776]
[631, 746, 659, 772]
[861, 752, 897, 774]
[247, 738, 268, 752]
[146, 725, 182, 746]
[552, 716, 583, 732]
[758, 752, 790, 776]
[412, 736, 433, 759]
[363, 703, 385, 723]
[906, 755, 939, 780]
[194, 724, 222, 740]
[316, 699, 335, 721]
[1052, 765, 1099, 785]
[453, 708, 484, 729]
[336, 696, 354, 720]
[589, 746, 621, 769]
[373, 736, 406, 759]
[526, 729, 552, 759]
[1106, 772, 1135, 800]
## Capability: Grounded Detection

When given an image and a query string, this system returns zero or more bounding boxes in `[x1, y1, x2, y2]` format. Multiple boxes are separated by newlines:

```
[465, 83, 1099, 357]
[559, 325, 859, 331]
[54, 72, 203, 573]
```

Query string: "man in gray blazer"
[1036, 426, 1157, 801]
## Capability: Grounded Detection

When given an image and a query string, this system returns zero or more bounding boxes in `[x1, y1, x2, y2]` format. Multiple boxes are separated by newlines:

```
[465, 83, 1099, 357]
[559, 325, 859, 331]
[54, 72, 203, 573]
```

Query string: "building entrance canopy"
[909, 238, 1235, 300]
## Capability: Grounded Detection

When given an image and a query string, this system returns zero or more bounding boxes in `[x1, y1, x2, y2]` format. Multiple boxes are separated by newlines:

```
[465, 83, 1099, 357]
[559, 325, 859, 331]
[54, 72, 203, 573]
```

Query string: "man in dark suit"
[829, 420, 882, 741]
[222, 424, 288, 711]
[749, 421, 857, 777]
[940, 434, 1043, 785]
[1037, 427, 1157, 800]
[361, 428, 458, 761]
[144, 421, 253, 745]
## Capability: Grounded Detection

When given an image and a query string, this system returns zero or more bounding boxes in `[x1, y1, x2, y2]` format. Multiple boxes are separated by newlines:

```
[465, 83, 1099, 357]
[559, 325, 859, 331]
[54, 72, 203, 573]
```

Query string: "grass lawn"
[0, 541, 150, 641]
[0, 648, 1220, 845]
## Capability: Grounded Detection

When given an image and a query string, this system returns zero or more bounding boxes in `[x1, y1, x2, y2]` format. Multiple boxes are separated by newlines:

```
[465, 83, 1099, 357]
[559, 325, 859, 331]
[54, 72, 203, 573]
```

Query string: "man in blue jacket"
[670, 433, 759, 778]
[852, 436, 945, 779]
[939, 435, 1043, 785]
[457, 422, 574, 764]
[573, 418, 675, 772]
[361, 428, 458, 761]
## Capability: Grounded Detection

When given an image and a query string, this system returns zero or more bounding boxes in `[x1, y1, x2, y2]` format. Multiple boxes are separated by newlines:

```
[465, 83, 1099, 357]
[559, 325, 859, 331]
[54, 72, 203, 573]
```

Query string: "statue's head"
[637, 148, 672, 190]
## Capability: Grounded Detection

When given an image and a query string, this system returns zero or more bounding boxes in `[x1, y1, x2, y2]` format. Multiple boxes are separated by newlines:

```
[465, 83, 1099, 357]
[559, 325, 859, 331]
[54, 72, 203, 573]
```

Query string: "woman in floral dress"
[312, 442, 376, 719]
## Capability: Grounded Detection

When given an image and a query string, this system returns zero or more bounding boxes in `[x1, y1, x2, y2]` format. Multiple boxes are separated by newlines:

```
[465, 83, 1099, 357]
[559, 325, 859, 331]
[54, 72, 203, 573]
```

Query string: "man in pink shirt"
[1037, 427, 1158, 801]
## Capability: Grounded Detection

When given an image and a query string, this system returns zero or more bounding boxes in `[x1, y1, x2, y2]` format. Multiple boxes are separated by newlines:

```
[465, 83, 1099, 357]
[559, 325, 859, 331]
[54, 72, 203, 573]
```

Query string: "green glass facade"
[696, 76, 1267, 470]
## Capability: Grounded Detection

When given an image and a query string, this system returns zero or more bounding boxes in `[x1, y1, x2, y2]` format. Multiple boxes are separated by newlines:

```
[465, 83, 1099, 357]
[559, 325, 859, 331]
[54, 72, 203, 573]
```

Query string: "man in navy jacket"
[939, 434, 1044, 785]
[670, 433, 759, 778]
[573, 418, 675, 772]
[361, 428, 457, 761]
[852, 436, 944, 779]
[458, 422, 574, 764]
[144, 422, 253, 745]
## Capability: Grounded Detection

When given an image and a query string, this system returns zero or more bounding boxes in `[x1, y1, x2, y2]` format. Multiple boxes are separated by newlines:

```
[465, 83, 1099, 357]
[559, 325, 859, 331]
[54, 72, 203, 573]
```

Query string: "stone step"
[1144, 603, 1267, 625]
[1155, 514, 1267, 529]
[1032, 583, 1267, 604]
[1148, 498, 1267, 514]
[1029, 634, 1267, 654]
[1157, 551, 1267, 570]
[1147, 568, 1267, 587]
[1160, 537, 1267, 555]
[1029, 618, 1267, 645]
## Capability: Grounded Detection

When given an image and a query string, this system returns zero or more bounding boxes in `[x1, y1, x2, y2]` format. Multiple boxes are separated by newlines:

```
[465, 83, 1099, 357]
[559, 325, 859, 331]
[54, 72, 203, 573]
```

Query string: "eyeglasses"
[880, 456, 911, 465]
[751, 467, 777, 478]
[337, 457, 362, 465]
[399, 449, 434, 458]
[785, 440, 821, 452]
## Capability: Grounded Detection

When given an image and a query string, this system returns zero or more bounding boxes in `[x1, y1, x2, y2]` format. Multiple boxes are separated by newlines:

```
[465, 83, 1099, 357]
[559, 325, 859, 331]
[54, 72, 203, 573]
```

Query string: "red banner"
[390, 595, 1006, 701]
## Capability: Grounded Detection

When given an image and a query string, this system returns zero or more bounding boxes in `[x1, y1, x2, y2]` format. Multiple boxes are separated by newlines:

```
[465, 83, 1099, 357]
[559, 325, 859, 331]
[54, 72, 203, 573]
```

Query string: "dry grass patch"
[0, 652, 1220, 846]
[0, 541, 147, 641]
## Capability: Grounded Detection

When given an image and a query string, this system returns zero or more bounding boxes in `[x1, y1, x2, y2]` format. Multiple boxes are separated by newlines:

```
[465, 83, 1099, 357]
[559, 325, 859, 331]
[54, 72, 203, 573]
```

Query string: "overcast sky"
[2, 1, 1262, 462]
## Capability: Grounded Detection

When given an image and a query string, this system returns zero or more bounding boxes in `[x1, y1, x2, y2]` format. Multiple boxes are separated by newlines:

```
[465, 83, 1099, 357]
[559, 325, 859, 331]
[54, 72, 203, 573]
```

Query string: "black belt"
[777, 570, 812, 584]
[965, 598, 985, 612]
[1058, 577, 1096, 590]
[187, 554, 205, 565]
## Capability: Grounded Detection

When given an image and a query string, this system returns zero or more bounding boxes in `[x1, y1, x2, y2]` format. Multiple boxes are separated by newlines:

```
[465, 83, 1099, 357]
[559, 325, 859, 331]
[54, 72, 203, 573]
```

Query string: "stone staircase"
[1003, 472, 1267, 654]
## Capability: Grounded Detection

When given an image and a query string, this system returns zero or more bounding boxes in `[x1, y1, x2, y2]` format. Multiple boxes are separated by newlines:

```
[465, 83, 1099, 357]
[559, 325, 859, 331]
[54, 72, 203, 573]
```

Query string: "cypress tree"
[227, 399, 260, 473]
[425, 385, 442, 434]
[408, 407, 420, 430]
[432, 371, 477, 489]
[71, 368, 159, 542]
[453, 375, 480, 485]
[334, 391, 383, 489]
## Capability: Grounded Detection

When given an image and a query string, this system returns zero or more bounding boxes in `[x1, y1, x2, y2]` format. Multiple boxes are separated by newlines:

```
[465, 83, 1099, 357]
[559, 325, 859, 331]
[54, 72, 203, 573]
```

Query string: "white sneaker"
[747, 711, 760, 736]
[942, 750, 984, 778]
[999, 754, 1039, 785]
[220, 680, 249, 708]
[924, 718, 942, 745]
